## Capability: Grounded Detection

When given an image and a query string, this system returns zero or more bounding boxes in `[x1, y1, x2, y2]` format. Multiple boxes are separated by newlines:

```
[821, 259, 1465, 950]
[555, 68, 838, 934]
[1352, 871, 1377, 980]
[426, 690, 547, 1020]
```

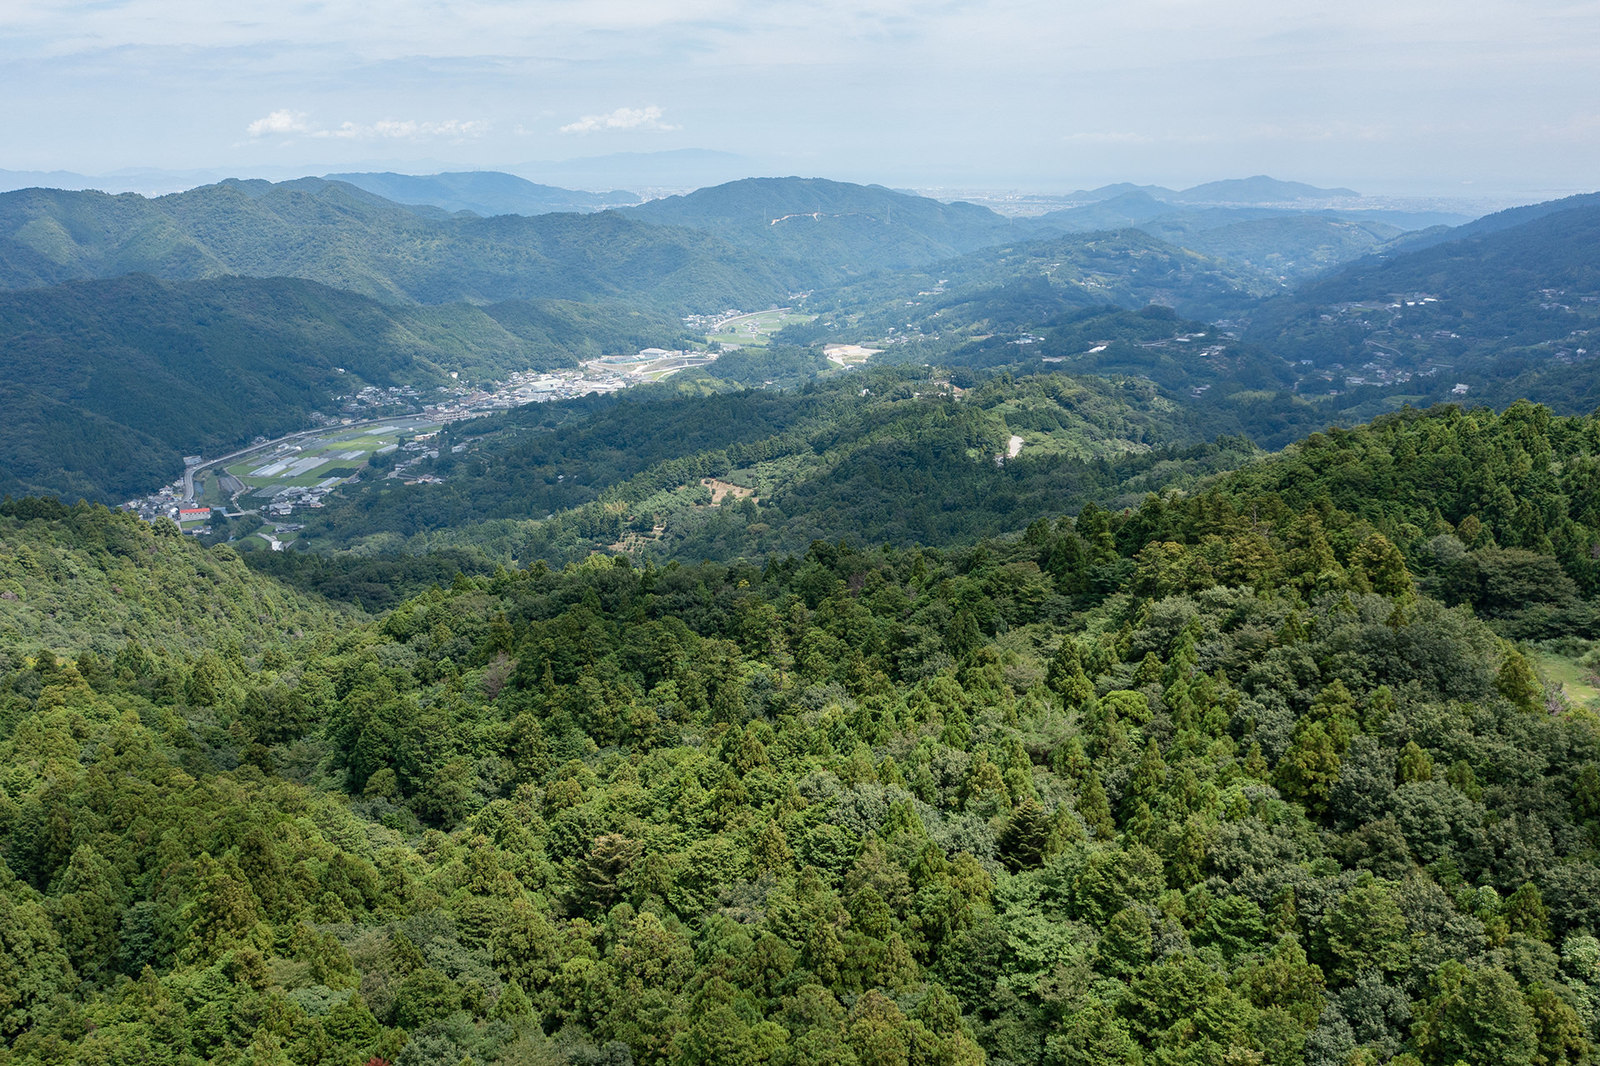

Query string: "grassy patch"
[1533, 649, 1600, 709]
[706, 309, 814, 348]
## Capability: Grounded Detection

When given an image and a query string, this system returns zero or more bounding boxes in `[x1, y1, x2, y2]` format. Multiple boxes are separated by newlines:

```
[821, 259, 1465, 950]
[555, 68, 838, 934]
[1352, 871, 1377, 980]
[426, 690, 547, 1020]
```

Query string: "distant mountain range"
[1066, 175, 1361, 204]
[1030, 186, 1470, 281]
[323, 171, 641, 216]
[0, 149, 755, 198]
[0, 173, 1271, 301]
[0, 168, 1477, 290]
[613, 175, 1455, 287]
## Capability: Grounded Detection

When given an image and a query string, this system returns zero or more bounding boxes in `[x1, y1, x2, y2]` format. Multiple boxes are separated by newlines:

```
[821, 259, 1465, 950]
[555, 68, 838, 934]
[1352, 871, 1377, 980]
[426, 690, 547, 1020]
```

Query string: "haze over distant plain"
[2, 0, 1597, 199]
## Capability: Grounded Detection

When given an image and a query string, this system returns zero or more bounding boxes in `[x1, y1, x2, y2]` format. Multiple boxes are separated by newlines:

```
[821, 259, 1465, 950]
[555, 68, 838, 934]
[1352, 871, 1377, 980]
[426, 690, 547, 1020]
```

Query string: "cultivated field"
[223, 418, 437, 504]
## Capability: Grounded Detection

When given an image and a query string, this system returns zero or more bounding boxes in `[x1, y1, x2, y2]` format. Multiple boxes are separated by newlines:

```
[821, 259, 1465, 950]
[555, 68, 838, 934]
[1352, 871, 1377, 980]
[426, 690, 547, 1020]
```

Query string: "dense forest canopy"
[6, 399, 1600, 1066]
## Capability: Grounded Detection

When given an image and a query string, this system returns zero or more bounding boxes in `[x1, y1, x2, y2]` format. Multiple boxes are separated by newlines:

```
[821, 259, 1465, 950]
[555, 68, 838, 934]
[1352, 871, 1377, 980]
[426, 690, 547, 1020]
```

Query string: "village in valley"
[123, 344, 725, 547]
[122, 307, 830, 551]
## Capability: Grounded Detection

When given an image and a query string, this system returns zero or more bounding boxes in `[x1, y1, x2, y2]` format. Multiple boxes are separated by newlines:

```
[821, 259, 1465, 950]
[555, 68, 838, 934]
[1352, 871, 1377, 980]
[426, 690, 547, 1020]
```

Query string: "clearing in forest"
[824, 344, 882, 366]
[701, 477, 757, 505]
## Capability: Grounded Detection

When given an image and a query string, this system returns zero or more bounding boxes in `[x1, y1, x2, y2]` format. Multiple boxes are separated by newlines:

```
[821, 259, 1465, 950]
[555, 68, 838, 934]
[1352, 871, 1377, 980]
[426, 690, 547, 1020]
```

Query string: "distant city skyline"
[3, 0, 1597, 200]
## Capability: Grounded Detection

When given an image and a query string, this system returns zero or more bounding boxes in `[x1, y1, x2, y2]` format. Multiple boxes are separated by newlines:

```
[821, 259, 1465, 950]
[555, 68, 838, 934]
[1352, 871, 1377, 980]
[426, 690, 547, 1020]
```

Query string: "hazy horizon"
[0, 156, 1580, 217]
[4, 1, 1596, 204]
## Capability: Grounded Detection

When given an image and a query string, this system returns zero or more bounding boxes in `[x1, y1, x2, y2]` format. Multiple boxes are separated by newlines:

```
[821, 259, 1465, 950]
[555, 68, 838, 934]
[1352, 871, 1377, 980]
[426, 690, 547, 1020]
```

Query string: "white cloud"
[246, 112, 488, 141]
[246, 109, 310, 137]
[560, 105, 678, 134]
[311, 118, 490, 140]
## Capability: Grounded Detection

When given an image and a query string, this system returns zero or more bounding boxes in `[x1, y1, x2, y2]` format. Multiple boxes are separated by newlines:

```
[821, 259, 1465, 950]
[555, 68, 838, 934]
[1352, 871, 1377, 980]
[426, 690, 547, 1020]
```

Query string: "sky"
[2, 0, 1598, 198]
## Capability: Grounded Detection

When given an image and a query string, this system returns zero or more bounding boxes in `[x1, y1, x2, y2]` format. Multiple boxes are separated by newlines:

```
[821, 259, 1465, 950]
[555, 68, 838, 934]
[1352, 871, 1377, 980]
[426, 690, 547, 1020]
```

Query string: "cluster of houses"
[125, 479, 212, 531]
[335, 383, 426, 418]
[388, 433, 444, 484]
[263, 480, 346, 517]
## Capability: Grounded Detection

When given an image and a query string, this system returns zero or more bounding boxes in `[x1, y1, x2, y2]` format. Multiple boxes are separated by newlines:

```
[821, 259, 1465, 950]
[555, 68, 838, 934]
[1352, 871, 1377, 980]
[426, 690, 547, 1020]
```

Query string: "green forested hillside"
[0, 273, 693, 503]
[820, 304, 1302, 408]
[5, 404, 1600, 1065]
[1270, 200, 1600, 334]
[804, 229, 1277, 331]
[1146, 214, 1405, 282]
[1245, 200, 1600, 408]
[622, 177, 1024, 283]
[0, 180, 797, 309]
[1145, 402, 1600, 637]
[0, 497, 347, 658]
[290, 365, 1273, 565]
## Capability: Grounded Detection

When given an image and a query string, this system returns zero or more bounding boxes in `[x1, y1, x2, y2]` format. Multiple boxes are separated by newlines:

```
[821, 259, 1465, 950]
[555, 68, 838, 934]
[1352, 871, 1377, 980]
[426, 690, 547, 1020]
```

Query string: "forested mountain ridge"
[799, 229, 1279, 330]
[1144, 214, 1408, 283]
[5, 401, 1600, 1064]
[1390, 191, 1600, 252]
[618, 176, 1404, 289]
[622, 177, 1025, 281]
[1271, 199, 1600, 317]
[1029, 194, 1412, 280]
[0, 179, 799, 309]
